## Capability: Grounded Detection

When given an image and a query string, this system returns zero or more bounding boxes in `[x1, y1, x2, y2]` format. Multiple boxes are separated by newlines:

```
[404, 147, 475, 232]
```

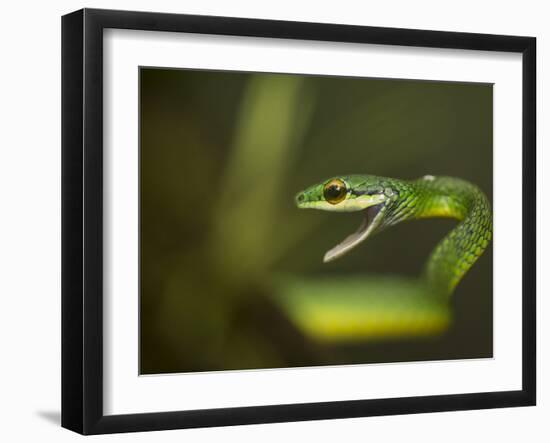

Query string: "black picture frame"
[62, 8, 536, 435]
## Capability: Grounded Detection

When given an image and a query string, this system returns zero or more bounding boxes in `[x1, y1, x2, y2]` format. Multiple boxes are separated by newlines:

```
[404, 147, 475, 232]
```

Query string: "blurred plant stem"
[209, 74, 315, 285]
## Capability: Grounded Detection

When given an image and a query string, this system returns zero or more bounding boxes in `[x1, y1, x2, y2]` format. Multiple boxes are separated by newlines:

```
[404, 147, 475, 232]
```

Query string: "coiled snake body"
[282, 175, 492, 340]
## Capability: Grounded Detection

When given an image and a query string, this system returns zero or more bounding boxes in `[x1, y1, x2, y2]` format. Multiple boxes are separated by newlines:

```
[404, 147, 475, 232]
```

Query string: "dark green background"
[140, 67, 493, 374]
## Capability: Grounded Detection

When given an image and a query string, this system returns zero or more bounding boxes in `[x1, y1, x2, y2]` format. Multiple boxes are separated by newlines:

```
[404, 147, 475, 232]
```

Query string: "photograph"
[139, 67, 493, 375]
[57, 5, 537, 436]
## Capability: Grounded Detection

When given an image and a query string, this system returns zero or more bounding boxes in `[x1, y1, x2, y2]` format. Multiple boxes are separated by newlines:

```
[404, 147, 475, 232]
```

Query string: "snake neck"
[383, 176, 492, 297]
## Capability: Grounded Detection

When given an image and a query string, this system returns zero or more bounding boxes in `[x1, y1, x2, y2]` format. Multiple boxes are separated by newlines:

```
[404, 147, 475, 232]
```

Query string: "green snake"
[277, 174, 492, 341]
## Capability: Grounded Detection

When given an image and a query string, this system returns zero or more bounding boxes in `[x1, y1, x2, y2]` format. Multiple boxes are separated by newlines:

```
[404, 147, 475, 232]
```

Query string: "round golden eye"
[323, 179, 347, 205]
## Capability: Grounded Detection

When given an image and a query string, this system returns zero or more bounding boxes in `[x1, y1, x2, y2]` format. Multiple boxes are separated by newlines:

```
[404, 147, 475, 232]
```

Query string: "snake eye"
[323, 179, 347, 205]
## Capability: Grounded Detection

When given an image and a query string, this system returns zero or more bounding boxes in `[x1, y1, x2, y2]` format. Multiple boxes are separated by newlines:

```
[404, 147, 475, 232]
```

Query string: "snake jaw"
[323, 202, 386, 263]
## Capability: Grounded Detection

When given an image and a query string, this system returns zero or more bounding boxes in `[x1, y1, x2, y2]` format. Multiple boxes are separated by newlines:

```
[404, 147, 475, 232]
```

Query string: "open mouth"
[323, 203, 385, 263]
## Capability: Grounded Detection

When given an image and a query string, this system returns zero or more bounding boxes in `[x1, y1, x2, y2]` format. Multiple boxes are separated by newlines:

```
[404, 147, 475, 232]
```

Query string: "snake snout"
[295, 192, 306, 206]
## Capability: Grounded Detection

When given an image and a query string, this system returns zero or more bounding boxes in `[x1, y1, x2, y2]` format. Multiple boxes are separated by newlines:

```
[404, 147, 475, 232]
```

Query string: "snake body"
[295, 175, 492, 298]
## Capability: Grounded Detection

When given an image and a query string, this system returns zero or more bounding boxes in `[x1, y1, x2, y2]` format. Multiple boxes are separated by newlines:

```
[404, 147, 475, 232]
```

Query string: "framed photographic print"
[61, 8, 536, 435]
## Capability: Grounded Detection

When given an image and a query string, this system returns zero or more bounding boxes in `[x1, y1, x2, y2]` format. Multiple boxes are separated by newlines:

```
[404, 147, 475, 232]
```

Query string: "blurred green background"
[140, 67, 493, 374]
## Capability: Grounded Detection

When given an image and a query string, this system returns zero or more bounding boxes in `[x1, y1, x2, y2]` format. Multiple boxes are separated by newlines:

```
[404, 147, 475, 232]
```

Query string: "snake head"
[295, 175, 395, 263]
